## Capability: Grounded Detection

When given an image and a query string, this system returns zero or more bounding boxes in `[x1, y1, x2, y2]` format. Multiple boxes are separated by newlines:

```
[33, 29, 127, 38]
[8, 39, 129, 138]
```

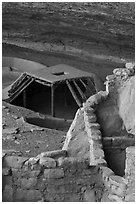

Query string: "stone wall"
[2, 150, 104, 202]
[81, 90, 135, 202]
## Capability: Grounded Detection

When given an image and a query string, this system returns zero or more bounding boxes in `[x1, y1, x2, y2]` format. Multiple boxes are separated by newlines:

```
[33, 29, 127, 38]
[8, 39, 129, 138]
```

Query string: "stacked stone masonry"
[2, 62, 135, 202]
[2, 150, 104, 202]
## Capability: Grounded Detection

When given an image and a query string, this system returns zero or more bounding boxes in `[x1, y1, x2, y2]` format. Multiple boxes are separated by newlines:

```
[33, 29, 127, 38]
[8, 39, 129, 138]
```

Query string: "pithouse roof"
[3, 57, 95, 83]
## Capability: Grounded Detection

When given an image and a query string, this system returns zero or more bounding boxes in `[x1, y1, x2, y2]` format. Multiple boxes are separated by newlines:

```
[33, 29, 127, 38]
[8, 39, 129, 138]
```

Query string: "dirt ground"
[2, 2, 135, 158]
[2, 101, 66, 157]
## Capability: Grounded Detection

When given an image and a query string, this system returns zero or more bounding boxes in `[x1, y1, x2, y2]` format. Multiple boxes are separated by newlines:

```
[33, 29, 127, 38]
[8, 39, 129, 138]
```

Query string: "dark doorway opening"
[11, 80, 80, 120]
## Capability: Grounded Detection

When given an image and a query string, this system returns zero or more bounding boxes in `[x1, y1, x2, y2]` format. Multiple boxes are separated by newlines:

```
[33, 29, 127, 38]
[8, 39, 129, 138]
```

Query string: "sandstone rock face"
[118, 76, 135, 134]
[96, 76, 135, 137]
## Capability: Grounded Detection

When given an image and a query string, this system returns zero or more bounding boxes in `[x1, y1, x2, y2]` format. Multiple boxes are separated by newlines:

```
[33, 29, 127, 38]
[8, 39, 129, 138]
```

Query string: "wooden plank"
[51, 84, 55, 117]
[87, 78, 96, 93]
[9, 77, 31, 97]
[66, 80, 81, 107]
[79, 78, 87, 89]
[10, 78, 34, 102]
[10, 73, 27, 92]
[35, 79, 51, 87]
[72, 79, 87, 101]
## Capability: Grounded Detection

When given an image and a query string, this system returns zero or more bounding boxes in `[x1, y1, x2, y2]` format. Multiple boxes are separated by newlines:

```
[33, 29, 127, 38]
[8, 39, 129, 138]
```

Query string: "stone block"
[3, 156, 28, 168]
[110, 184, 126, 196]
[47, 184, 65, 194]
[108, 175, 127, 187]
[84, 106, 95, 114]
[27, 157, 39, 165]
[90, 133, 102, 141]
[126, 146, 135, 156]
[39, 157, 56, 168]
[93, 148, 105, 160]
[29, 170, 41, 177]
[44, 168, 64, 179]
[57, 156, 76, 167]
[125, 62, 135, 69]
[87, 115, 97, 123]
[2, 127, 19, 134]
[14, 189, 42, 202]
[106, 74, 116, 81]
[94, 158, 107, 166]
[2, 185, 13, 202]
[100, 166, 114, 180]
[88, 123, 100, 130]
[38, 150, 67, 159]
[83, 189, 96, 202]
[20, 178, 37, 189]
[101, 191, 112, 202]
[63, 193, 81, 202]
[44, 192, 64, 202]
[108, 193, 124, 202]
[86, 93, 102, 107]
[98, 91, 109, 100]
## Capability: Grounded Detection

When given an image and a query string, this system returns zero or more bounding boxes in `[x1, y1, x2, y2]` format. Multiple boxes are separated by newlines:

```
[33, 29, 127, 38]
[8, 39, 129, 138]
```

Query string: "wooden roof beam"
[72, 79, 87, 102]
[66, 80, 81, 107]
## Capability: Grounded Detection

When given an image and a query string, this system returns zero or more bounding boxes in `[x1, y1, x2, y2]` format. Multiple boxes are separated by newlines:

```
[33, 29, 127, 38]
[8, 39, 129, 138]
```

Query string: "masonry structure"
[2, 62, 135, 202]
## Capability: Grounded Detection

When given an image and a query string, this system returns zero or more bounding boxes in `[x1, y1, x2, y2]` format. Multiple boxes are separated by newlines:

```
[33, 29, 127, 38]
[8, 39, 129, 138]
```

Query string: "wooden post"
[23, 89, 26, 108]
[51, 84, 55, 117]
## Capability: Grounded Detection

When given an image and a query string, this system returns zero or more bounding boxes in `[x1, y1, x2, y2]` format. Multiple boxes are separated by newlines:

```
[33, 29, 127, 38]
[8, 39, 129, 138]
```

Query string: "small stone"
[2, 167, 11, 176]
[12, 115, 19, 119]
[44, 168, 64, 179]
[25, 150, 31, 153]
[39, 157, 56, 168]
[14, 140, 20, 144]
[84, 189, 96, 202]
[2, 152, 6, 158]
[27, 157, 39, 165]
[125, 62, 135, 69]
